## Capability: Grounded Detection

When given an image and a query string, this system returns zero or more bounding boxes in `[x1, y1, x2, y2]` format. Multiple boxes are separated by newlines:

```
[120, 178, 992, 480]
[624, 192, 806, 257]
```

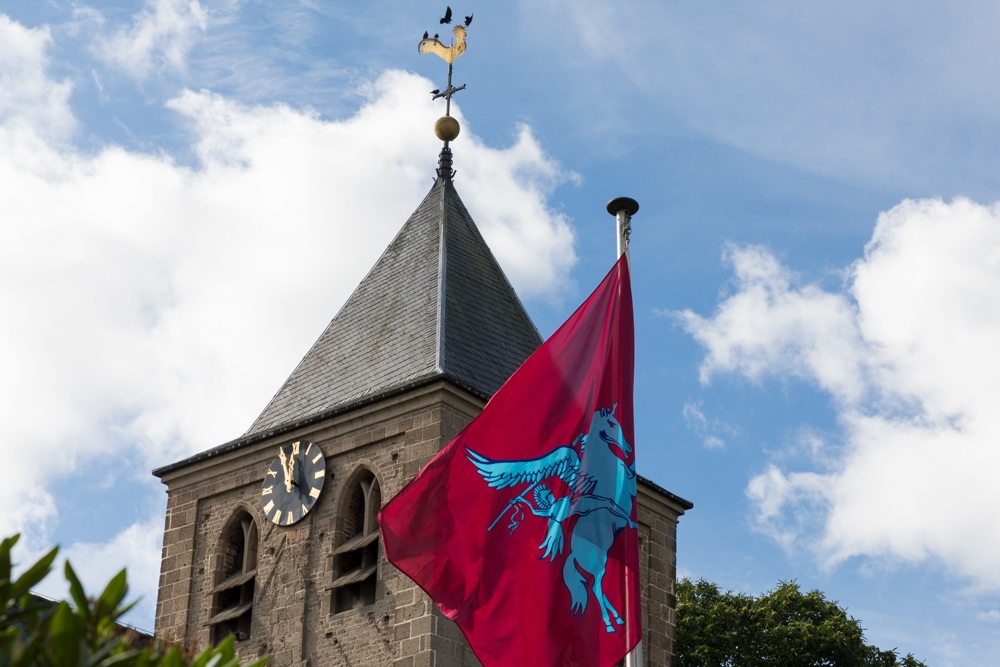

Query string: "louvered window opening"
[208, 514, 257, 642]
[331, 473, 381, 613]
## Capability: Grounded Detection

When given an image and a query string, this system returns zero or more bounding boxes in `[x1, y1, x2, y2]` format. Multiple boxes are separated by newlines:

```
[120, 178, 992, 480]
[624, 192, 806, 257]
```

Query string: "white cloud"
[977, 609, 1000, 623]
[745, 465, 830, 552]
[682, 400, 730, 449]
[680, 198, 1000, 589]
[0, 15, 75, 141]
[0, 13, 576, 609]
[96, 0, 208, 80]
[457, 124, 578, 297]
[678, 244, 867, 403]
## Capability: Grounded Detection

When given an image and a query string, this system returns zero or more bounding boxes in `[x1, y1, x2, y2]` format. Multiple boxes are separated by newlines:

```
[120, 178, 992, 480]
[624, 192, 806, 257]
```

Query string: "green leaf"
[86, 634, 125, 667]
[107, 599, 139, 624]
[160, 645, 184, 667]
[190, 644, 213, 667]
[11, 632, 46, 667]
[10, 547, 57, 601]
[0, 535, 19, 606]
[213, 636, 235, 663]
[65, 560, 90, 619]
[95, 649, 144, 667]
[48, 601, 85, 667]
[96, 570, 128, 620]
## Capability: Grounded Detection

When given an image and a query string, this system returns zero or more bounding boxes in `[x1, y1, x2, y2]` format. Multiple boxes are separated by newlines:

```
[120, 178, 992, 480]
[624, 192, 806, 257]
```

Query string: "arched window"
[331, 469, 381, 613]
[208, 511, 258, 642]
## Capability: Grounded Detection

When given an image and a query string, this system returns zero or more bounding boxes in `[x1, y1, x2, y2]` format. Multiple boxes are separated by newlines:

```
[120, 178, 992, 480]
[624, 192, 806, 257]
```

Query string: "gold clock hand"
[287, 454, 296, 493]
[278, 449, 293, 493]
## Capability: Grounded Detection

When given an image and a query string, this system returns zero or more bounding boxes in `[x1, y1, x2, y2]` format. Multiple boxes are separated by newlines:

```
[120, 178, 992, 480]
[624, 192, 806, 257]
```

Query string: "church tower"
[152, 24, 691, 667]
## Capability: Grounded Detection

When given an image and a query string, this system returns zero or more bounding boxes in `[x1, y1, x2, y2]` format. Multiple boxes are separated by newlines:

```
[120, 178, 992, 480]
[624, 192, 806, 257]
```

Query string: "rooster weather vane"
[419, 7, 472, 149]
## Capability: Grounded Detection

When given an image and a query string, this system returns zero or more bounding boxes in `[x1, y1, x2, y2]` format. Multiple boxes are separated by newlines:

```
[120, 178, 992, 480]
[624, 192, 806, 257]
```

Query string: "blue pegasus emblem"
[466, 405, 637, 633]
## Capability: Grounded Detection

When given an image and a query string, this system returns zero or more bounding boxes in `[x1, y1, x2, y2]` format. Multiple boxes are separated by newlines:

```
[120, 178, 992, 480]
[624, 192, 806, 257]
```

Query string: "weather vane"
[418, 6, 473, 147]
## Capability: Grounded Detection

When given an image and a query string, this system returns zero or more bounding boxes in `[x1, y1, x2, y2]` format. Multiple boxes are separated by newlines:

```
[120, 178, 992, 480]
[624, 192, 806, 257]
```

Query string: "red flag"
[379, 256, 638, 667]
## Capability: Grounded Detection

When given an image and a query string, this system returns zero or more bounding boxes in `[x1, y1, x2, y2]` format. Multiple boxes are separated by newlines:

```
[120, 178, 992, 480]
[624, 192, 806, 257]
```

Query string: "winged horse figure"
[466, 406, 638, 633]
[418, 25, 467, 64]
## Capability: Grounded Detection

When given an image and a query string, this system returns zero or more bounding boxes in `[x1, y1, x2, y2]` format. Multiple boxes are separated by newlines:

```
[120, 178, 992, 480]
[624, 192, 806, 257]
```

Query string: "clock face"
[262, 439, 326, 526]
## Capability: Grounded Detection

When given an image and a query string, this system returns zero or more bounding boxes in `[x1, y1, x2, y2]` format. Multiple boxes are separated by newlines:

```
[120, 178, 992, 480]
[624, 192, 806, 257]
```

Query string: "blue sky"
[2, 1, 999, 664]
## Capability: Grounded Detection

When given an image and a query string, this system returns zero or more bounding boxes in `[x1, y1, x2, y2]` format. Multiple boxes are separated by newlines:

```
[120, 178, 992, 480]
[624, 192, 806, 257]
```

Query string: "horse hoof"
[605, 624, 616, 633]
[615, 617, 624, 626]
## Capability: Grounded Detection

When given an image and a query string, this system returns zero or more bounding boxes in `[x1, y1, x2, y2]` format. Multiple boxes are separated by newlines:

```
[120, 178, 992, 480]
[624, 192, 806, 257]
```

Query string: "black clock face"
[262, 439, 326, 526]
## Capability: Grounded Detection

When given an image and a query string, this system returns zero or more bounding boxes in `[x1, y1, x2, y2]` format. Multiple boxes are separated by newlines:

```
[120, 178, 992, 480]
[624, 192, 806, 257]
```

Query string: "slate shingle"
[243, 176, 542, 437]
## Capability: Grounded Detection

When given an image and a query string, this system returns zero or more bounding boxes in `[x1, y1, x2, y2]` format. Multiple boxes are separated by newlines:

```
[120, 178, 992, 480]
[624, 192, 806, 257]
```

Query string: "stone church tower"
[152, 147, 692, 666]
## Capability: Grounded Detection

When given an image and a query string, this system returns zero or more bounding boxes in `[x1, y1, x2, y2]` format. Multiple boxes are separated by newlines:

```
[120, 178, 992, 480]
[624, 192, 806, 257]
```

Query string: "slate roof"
[243, 174, 542, 437]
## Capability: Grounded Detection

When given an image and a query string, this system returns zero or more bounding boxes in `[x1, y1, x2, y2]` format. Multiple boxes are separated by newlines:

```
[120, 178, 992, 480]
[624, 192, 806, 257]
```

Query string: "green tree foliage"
[676, 578, 926, 667]
[0, 534, 270, 667]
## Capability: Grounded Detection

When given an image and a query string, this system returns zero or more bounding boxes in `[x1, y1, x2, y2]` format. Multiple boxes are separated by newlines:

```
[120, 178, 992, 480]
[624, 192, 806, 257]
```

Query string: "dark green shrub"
[676, 578, 926, 667]
[0, 534, 270, 667]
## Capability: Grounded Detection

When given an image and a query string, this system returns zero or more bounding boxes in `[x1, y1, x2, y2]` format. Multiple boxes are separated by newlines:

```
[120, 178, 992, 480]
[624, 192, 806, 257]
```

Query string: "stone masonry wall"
[155, 382, 485, 667]
[636, 483, 686, 667]
[155, 382, 687, 667]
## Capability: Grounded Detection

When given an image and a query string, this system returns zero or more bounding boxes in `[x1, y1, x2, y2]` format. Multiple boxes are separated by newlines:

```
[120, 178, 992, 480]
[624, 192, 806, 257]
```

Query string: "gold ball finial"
[435, 116, 460, 142]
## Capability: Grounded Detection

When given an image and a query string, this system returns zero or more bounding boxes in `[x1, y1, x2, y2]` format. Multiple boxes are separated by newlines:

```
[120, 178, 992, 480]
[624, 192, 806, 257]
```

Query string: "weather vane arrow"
[418, 7, 472, 147]
[418, 25, 467, 66]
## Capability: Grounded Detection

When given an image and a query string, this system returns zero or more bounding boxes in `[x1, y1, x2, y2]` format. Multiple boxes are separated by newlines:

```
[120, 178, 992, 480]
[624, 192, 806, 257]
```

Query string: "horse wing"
[572, 472, 597, 498]
[466, 446, 580, 489]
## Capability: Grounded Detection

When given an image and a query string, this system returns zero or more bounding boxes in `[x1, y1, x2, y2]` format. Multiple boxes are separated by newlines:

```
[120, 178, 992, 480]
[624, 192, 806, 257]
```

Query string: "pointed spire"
[154, 15, 540, 472]
[243, 178, 541, 437]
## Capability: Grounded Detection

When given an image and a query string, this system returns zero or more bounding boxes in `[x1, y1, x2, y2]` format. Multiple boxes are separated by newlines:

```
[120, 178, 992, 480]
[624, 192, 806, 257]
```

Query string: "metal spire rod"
[431, 62, 466, 118]
[418, 23, 468, 178]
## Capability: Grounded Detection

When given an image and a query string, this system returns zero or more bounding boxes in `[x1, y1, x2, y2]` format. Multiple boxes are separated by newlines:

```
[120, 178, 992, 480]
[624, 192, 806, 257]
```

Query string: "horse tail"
[563, 552, 589, 616]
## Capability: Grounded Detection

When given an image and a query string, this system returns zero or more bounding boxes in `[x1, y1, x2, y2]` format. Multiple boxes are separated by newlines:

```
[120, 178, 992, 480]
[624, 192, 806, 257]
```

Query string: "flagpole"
[607, 196, 641, 667]
[608, 197, 638, 265]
